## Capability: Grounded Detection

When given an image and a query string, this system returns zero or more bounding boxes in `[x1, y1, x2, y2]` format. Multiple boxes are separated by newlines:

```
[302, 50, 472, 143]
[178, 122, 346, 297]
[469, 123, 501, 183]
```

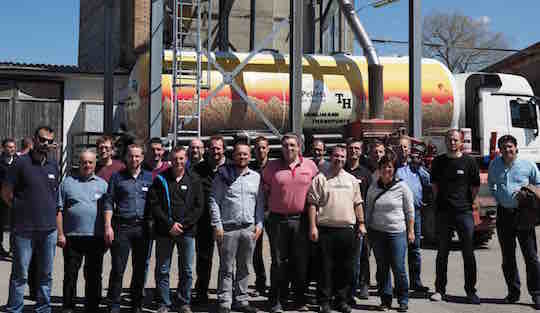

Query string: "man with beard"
[3, 126, 59, 313]
[193, 136, 229, 305]
[96, 136, 126, 183]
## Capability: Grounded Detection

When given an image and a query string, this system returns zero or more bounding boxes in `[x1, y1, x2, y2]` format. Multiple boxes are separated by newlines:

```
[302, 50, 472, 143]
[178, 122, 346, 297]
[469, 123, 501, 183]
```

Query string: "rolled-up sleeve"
[209, 175, 225, 230]
[57, 181, 65, 211]
[255, 179, 265, 229]
[104, 174, 116, 212]
[306, 175, 322, 206]
[352, 180, 363, 206]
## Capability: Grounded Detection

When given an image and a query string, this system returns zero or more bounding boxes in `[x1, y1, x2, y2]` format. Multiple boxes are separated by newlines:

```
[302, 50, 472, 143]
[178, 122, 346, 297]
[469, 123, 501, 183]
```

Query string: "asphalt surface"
[0, 229, 539, 313]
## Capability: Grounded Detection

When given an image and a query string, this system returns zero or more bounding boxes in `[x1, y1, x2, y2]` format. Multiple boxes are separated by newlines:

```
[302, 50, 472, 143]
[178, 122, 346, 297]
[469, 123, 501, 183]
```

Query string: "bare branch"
[423, 10, 512, 73]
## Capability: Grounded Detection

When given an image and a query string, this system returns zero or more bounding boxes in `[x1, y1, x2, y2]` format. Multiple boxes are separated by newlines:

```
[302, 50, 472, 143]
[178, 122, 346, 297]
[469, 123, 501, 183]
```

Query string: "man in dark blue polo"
[2, 126, 59, 313]
[104, 144, 153, 313]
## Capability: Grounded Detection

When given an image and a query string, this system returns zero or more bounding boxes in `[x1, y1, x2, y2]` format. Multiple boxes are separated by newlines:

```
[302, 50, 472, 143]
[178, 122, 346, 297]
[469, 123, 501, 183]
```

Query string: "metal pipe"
[337, 0, 383, 119]
[336, 0, 379, 65]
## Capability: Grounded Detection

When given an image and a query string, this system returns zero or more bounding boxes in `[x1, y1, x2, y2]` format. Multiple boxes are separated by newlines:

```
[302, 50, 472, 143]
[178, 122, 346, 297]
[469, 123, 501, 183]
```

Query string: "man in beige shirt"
[307, 144, 366, 313]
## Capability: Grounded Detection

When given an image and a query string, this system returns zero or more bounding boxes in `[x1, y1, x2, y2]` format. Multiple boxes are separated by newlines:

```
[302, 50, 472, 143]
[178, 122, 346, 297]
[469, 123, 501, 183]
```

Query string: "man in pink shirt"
[263, 133, 318, 313]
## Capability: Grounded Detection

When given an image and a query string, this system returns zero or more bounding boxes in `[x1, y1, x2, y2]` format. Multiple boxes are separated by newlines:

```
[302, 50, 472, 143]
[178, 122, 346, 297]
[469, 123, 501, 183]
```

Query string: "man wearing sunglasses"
[2, 126, 59, 313]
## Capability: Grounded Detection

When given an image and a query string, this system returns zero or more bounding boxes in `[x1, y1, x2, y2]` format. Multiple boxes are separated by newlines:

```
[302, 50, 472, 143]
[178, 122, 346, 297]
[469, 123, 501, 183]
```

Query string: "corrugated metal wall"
[0, 79, 63, 148]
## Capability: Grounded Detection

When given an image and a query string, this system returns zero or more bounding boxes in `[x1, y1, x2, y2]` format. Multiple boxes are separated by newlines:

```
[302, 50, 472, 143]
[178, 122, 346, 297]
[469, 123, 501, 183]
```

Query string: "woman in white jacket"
[365, 152, 415, 312]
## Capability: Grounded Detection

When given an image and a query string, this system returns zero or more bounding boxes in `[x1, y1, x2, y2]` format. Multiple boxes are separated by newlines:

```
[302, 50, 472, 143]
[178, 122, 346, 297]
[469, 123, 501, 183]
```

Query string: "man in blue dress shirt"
[396, 137, 430, 293]
[104, 144, 153, 313]
[488, 134, 540, 309]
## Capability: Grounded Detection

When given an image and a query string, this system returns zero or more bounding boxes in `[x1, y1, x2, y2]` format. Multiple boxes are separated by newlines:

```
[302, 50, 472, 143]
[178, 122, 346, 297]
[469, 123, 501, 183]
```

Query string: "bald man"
[57, 150, 108, 313]
[188, 139, 205, 169]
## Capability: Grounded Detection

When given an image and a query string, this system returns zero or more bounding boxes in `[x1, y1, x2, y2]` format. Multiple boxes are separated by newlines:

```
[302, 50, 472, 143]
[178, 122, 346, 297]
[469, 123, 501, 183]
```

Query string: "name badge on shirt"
[457, 169, 465, 175]
[181, 185, 188, 190]
[142, 186, 149, 192]
[48, 174, 55, 179]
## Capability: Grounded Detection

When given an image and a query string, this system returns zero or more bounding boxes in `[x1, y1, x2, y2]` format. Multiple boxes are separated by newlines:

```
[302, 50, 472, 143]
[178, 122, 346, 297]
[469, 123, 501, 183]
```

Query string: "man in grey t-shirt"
[57, 150, 108, 313]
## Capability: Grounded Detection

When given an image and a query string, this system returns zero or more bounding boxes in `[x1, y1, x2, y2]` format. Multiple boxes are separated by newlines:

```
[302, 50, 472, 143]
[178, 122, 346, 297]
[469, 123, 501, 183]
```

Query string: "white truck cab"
[451, 73, 539, 166]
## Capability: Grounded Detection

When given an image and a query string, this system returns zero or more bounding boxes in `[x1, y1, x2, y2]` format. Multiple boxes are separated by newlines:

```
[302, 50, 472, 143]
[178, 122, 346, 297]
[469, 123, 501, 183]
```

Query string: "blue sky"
[0, 0, 538, 65]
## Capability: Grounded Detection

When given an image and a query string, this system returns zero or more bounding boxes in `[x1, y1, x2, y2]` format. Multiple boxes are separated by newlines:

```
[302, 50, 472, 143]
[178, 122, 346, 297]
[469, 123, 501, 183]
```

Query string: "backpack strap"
[156, 174, 172, 224]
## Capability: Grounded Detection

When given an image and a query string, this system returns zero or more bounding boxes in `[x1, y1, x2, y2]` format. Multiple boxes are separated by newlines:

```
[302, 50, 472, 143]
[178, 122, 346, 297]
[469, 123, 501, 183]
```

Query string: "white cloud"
[476, 16, 491, 25]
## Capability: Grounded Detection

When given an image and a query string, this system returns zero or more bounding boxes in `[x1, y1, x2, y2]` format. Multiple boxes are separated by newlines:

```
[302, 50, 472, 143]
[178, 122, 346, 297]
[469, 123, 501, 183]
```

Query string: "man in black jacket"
[193, 135, 229, 305]
[0, 137, 17, 256]
[146, 146, 204, 313]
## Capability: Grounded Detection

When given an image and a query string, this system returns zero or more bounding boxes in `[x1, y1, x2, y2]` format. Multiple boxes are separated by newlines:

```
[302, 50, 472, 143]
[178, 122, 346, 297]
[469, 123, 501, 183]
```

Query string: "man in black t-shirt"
[429, 129, 481, 304]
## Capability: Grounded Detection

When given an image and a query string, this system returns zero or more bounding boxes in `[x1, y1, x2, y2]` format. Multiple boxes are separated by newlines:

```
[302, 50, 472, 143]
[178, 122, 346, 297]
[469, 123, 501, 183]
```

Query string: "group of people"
[1, 125, 540, 313]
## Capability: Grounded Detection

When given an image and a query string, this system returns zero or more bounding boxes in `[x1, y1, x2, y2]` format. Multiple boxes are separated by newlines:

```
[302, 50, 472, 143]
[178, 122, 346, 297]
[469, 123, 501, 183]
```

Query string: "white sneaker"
[430, 292, 444, 302]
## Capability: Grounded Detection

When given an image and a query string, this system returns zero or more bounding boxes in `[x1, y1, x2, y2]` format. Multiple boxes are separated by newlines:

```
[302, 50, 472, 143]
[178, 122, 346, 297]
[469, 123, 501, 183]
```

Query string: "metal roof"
[482, 42, 540, 72]
[0, 61, 129, 75]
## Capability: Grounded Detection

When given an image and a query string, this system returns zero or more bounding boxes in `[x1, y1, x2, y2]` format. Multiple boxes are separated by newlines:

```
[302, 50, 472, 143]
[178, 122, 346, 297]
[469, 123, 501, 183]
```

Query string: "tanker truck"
[122, 50, 540, 245]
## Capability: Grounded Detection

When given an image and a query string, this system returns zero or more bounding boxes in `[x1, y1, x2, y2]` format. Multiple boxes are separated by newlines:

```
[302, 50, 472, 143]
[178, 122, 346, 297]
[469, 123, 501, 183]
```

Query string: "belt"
[113, 217, 144, 225]
[270, 212, 302, 219]
[222, 223, 252, 232]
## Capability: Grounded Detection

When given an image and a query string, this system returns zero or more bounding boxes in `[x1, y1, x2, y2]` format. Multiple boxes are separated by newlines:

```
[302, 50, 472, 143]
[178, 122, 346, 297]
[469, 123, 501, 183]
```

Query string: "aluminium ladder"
[171, 0, 211, 147]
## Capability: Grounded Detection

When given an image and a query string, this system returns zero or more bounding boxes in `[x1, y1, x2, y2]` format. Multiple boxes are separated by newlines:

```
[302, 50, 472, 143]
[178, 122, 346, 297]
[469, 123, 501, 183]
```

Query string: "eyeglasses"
[37, 136, 54, 145]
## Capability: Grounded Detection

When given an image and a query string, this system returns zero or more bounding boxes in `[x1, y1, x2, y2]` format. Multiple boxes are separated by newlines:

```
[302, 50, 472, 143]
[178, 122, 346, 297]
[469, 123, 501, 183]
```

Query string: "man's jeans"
[435, 211, 477, 295]
[155, 235, 195, 307]
[109, 223, 149, 310]
[408, 208, 423, 288]
[369, 229, 409, 306]
[497, 207, 540, 298]
[7, 230, 57, 313]
[217, 225, 256, 309]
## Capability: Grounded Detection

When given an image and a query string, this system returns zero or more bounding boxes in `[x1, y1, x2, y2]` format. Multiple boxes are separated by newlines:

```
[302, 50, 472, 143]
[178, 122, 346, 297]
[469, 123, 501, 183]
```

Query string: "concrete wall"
[62, 75, 128, 172]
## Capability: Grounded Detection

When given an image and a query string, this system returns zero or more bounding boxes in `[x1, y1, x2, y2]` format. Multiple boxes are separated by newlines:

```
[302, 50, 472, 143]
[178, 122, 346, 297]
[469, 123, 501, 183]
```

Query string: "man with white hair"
[56, 150, 108, 313]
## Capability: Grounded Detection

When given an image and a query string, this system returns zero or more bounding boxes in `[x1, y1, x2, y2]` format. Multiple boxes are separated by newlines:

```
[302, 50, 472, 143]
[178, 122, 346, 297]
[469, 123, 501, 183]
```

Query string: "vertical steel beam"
[103, 0, 114, 135]
[250, 0, 256, 51]
[290, 0, 304, 137]
[409, 0, 422, 137]
[304, 0, 315, 54]
[150, 0, 164, 138]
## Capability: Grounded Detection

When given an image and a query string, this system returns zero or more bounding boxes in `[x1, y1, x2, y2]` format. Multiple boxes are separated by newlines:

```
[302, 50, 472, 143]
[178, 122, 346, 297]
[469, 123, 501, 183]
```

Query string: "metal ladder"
[171, 0, 211, 147]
